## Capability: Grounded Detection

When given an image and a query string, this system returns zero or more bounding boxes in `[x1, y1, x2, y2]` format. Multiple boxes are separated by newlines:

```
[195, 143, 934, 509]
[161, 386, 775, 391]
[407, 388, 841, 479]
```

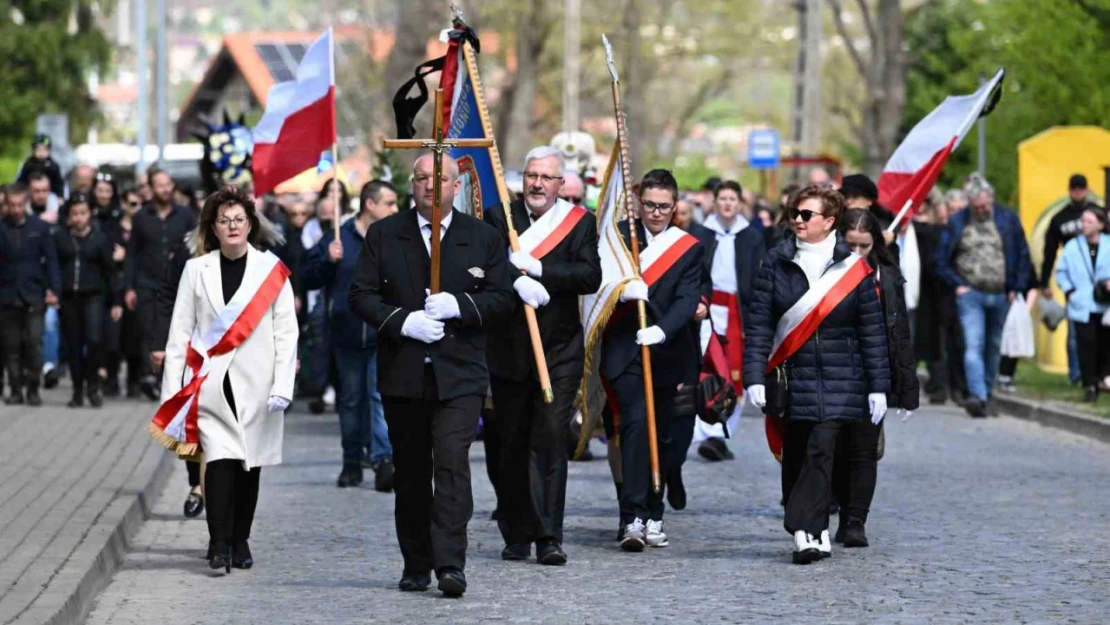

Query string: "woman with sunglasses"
[831, 208, 920, 548]
[742, 185, 890, 564]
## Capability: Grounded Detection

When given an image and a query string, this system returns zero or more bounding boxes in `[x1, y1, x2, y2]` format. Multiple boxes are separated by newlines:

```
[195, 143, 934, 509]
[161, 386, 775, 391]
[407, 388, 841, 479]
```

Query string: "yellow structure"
[1018, 126, 1110, 373]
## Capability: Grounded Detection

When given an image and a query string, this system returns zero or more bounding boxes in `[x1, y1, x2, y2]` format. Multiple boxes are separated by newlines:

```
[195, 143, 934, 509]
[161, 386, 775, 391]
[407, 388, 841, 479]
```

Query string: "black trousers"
[0, 302, 45, 393]
[187, 460, 201, 488]
[204, 459, 261, 546]
[667, 412, 697, 476]
[783, 420, 843, 536]
[60, 293, 105, 393]
[831, 419, 882, 525]
[105, 307, 144, 388]
[1074, 314, 1110, 387]
[489, 375, 579, 545]
[610, 365, 676, 524]
[382, 365, 482, 573]
[481, 402, 501, 507]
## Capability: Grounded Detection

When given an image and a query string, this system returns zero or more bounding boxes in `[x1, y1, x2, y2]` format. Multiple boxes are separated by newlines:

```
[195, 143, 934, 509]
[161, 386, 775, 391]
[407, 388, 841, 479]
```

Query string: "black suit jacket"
[689, 222, 766, 321]
[483, 201, 602, 383]
[0, 215, 61, 307]
[601, 221, 704, 387]
[348, 209, 514, 400]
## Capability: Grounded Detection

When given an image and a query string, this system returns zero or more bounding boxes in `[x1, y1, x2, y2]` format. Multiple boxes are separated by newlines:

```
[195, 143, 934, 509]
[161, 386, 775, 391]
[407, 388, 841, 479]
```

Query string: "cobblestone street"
[85, 403, 1110, 624]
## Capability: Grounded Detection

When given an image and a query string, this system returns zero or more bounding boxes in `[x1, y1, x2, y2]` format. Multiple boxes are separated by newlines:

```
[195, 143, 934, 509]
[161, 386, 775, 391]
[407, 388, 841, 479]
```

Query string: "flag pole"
[329, 26, 340, 241]
[885, 198, 914, 234]
[459, 36, 554, 403]
[605, 35, 661, 495]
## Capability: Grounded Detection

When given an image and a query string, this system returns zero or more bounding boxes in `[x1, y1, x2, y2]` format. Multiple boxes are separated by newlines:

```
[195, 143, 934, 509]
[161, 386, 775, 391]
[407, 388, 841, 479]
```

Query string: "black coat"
[124, 204, 196, 295]
[0, 214, 61, 307]
[483, 201, 602, 383]
[912, 222, 954, 362]
[54, 227, 119, 302]
[601, 222, 704, 388]
[876, 260, 920, 411]
[743, 234, 890, 421]
[689, 221, 766, 320]
[348, 209, 515, 400]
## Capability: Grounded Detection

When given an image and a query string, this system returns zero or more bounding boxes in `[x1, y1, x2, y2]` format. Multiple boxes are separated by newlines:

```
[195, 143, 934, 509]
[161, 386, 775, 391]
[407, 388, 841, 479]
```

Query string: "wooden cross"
[382, 88, 493, 293]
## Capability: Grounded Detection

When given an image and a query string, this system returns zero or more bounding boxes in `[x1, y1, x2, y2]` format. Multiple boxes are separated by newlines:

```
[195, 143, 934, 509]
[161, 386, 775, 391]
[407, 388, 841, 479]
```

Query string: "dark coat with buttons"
[0, 214, 61, 307]
[743, 233, 891, 421]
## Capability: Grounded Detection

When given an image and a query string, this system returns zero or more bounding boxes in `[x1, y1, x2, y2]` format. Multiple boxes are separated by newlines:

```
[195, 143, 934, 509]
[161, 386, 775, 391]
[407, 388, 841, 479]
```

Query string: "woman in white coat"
[1056, 206, 1110, 403]
[160, 186, 298, 573]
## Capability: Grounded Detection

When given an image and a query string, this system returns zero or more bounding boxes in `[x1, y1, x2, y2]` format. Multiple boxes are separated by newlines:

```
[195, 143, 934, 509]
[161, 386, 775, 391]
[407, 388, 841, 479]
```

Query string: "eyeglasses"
[790, 208, 825, 222]
[524, 173, 563, 185]
[216, 216, 248, 229]
[562, 195, 583, 204]
[642, 201, 675, 214]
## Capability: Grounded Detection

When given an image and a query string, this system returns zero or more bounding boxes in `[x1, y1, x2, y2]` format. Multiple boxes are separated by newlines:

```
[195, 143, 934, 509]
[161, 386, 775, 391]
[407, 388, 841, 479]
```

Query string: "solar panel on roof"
[255, 42, 309, 83]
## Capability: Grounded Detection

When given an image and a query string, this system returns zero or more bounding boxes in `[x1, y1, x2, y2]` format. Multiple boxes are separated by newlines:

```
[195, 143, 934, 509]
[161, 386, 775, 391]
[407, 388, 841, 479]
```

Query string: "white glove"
[268, 395, 290, 413]
[513, 276, 551, 308]
[423, 291, 461, 320]
[401, 311, 445, 344]
[746, 384, 766, 408]
[620, 279, 649, 303]
[635, 325, 666, 346]
[510, 251, 543, 277]
[868, 393, 888, 425]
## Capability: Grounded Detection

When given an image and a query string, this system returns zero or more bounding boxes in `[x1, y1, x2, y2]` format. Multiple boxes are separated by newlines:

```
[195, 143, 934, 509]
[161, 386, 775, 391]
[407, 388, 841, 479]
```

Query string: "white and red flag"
[251, 28, 337, 196]
[878, 68, 1004, 229]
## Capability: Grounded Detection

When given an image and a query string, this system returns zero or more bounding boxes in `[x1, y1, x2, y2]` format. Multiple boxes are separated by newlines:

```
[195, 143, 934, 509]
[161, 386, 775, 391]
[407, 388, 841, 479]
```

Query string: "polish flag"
[252, 28, 337, 196]
[878, 68, 1005, 229]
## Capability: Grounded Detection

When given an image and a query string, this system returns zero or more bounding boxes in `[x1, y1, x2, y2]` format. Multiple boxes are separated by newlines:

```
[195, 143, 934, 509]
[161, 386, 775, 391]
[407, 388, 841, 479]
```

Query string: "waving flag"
[878, 68, 1004, 227]
[252, 28, 337, 197]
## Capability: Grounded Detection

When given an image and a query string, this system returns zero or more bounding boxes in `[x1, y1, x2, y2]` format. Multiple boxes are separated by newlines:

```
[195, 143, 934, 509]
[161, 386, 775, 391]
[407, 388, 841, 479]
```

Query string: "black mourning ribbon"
[391, 26, 482, 140]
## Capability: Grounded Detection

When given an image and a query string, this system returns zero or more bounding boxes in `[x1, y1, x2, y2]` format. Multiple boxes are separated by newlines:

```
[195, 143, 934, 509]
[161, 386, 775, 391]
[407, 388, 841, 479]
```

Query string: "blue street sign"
[747, 128, 780, 170]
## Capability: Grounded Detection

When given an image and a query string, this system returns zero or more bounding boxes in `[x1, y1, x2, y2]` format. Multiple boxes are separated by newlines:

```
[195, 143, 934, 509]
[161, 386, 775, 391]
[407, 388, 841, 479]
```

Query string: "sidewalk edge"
[994, 393, 1110, 445]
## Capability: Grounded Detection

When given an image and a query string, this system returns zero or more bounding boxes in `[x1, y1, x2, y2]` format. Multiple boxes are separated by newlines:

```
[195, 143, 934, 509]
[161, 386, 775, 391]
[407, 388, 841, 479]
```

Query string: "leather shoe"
[398, 570, 431, 592]
[665, 468, 686, 511]
[436, 567, 466, 597]
[232, 541, 253, 569]
[209, 541, 231, 574]
[373, 458, 395, 493]
[26, 388, 42, 407]
[501, 542, 530, 561]
[183, 491, 205, 518]
[536, 540, 567, 566]
[843, 519, 869, 548]
[697, 437, 733, 462]
[336, 464, 363, 488]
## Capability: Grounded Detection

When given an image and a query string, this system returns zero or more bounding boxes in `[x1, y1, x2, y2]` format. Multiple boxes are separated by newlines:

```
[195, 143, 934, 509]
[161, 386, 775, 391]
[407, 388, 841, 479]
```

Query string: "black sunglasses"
[563, 195, 583, 204]
[790, 208, 825, 222]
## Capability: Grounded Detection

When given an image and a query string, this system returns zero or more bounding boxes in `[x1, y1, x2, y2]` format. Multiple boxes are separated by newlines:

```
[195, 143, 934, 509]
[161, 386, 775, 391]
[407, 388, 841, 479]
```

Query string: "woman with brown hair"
[155, 186, 298, 573]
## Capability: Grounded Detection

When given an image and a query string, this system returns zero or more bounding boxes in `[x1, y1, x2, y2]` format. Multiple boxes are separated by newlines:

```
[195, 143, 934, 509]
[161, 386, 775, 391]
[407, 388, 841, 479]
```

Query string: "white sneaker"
[792, 530, 821, 564]
[323, 385, 336, 407]
[645, 519, 669, 547]
[620, 518, 646, 552]
[818, 530, 832, 559]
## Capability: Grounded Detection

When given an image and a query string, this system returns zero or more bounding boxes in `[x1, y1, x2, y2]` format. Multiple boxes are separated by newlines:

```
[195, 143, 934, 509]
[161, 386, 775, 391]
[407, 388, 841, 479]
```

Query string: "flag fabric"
[878, 68, 1005, 225]
[252, 28, 337, 196]
[438, 31, 500, 217]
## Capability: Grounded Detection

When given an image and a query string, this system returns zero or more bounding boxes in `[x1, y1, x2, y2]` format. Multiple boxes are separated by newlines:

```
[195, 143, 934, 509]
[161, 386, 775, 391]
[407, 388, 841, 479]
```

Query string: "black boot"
[103, 376, 121, 398]
[87, 379, 104, 408]
[209, 541, 232, 573]
[26, 386, 42, 407]
[68, 383, 84, 408]
[336, 463, 363, 488]
[1084, 386, 1099, 403]
[5, 388, 24, 405]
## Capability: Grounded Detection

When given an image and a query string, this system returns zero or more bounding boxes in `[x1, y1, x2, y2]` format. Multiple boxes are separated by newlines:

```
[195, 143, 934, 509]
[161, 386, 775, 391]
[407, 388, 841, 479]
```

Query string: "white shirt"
[795, 232, 837, 285]
[417, 209, 454, 256]
[643, 226, 663, 247]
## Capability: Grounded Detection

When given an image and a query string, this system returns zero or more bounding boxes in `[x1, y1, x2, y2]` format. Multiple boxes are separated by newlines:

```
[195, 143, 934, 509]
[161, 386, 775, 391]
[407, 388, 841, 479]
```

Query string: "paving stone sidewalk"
[0, 393, 172, 625]
[85, 403, 1110, 625]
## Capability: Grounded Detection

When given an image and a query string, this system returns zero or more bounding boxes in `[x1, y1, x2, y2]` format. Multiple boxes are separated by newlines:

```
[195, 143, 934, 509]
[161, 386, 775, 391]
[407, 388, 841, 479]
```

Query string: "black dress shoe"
[1085, 386, 1099, 403]
[184, 491, 205, 518]
[665, 469, 686, 511]
[103, 378, 120, 398]
[336, 464, 363, 488]
[843, 519, 869, 548]
[965, 398, 987, 418]
[67, 394, 84, 408]
[373, 459, 395, 492]
[697, 437, 733, 462]
[43, 369, 60, 389]
[309, 398, 326, 414]
[209, 542, 231, 573]
[26, 388, 42, 407]
[501, 542, 530, 561]
[232, 541, 253, 569]
[436, 567, 467, 597]
[536, 540, 567, 566]
[87, 383, 104, 408]
[398, 570, 431, 592]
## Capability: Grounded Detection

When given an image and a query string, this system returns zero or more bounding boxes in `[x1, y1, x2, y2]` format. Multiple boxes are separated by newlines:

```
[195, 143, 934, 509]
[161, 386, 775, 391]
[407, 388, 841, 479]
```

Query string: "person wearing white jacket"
[161, 187, 298, 573]
[1055, 206, 1110, 403]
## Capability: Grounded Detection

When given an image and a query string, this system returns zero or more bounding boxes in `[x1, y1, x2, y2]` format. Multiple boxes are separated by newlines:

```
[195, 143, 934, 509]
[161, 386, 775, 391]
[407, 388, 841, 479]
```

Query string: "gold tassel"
[147, 422, 203, 463]
[573, 284, 628, 459]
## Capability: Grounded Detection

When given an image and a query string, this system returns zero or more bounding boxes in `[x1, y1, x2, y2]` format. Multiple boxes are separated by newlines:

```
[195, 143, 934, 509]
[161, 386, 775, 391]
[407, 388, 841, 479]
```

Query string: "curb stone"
[994, 392, 1110, 445]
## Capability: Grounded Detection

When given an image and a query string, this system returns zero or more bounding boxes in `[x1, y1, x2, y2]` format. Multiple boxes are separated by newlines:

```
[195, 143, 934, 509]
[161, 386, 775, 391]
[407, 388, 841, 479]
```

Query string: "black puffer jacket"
[876, 259, 920, 411]
[54, 227, 119, 302]
[743, 234, 890, 421]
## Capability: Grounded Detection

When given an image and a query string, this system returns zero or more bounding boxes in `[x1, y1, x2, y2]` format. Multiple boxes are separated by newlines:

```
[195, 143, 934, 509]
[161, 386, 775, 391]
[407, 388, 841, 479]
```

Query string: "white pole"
[135, 0, 148, 177]
[156, 0, 167, 163]
[886, 198, 914, 234]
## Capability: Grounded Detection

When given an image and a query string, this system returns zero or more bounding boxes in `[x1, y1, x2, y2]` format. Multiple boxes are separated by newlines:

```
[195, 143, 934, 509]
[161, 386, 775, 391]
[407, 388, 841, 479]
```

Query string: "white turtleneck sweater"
[794, 232, 838, 285]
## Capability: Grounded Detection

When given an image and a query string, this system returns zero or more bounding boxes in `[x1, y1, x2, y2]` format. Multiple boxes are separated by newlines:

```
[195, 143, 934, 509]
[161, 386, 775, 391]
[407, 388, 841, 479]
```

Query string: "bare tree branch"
[827, 0, 870, 80]
[854, 0, 878, 52]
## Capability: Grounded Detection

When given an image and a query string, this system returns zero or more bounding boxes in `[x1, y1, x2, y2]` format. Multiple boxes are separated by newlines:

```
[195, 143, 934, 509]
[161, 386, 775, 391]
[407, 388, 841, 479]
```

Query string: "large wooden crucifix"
[382, 88, 493, 293]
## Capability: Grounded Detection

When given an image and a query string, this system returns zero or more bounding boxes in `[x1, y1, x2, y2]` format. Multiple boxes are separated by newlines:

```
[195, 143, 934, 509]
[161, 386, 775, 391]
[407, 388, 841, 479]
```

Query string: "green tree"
[0, 0, 111, 157]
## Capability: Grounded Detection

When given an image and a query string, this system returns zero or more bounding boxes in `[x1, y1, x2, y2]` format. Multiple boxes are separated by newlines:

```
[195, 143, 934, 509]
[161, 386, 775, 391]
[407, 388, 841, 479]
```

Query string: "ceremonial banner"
[878, 68, 1004, 227]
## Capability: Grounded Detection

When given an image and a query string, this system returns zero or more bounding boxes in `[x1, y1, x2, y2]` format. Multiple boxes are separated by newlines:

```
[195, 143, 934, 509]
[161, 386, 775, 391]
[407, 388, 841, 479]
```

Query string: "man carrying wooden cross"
[348, 153, 514, 597]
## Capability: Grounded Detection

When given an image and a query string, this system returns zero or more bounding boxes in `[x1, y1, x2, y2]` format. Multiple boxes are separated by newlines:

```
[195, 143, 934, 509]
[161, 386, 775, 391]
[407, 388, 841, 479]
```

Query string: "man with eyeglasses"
[601, 169, 705, 552]
[558, 171, 586, 206]
[124, 168, 196, 400]
[482, 146, 602, 566]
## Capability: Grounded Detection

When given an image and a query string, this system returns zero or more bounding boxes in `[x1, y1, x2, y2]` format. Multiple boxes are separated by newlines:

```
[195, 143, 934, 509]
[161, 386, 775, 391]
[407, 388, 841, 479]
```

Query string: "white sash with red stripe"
[766, 253, 873, 372]
[638, 227, 697, 286]
[149, 250, 291, 458]
[515, 199, 589, 260]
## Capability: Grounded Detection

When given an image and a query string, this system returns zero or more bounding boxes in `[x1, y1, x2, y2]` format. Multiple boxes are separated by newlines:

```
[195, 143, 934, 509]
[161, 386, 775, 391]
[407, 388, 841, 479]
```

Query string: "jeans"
[334, 346, 391, 466]
[1068, 321, 1081, 384]
[43, 306, 59, 370]
[956, 289, 1010, 401]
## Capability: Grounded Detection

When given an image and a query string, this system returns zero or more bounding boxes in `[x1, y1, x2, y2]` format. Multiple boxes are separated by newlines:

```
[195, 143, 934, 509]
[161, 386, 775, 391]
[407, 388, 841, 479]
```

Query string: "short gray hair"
[523, 146, 566, 175]
[945, 189, 968, 205]
[963, 174, 994, 199]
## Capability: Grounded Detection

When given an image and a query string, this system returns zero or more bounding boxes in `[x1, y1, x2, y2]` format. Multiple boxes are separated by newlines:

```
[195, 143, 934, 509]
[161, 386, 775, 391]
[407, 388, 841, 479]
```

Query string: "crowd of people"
[4, 130, 1105, 593]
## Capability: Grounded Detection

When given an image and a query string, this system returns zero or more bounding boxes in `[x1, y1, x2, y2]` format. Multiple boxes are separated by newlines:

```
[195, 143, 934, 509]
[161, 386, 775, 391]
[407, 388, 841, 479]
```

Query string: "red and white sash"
[639, 227, 698, 286]
[765, 253, 873, 372]
[515, 199, 589, 260]
[149, 251, 291, 458]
